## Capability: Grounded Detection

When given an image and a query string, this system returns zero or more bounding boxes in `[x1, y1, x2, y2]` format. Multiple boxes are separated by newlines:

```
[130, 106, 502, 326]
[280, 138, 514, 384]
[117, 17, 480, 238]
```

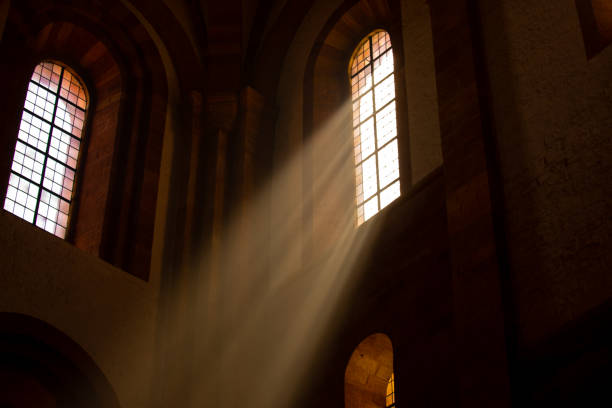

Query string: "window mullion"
[9, 170, 38, 188]
[353, 88, 375, 109]
[351, 31, 399, 225]
[376, 97, 395, 114]
[41, 185, 71, 205]
[378, 136, 398, 152]
[16, 139, 49, 161]
[380, 175, 400, 192]
[58, 94, 86, 112]
[373, 70, 395, 93]
[33, 66, 64, 224]
[24, 108, 54, 128]
[350, 47, 392, 81]
[369, 36, 381, 211]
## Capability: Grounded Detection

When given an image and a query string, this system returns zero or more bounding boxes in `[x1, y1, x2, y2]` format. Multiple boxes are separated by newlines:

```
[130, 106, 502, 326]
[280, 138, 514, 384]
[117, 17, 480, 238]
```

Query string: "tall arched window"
[350, 30, 400, 226]
[4, 61, 88, 239]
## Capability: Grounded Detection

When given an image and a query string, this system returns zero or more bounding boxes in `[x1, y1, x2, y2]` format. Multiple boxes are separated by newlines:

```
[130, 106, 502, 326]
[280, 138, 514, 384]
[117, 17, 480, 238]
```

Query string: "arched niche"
[345, 333, 394, 408]
[0, 312, 120, 408]
[301, 0, 442, 260]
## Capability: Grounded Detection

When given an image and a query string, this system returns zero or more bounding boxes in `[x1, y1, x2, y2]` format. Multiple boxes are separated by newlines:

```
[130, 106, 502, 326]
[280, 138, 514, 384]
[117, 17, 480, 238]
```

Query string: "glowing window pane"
[351, 66, 372, 99]
[376, 101, 397, 147]
[354, 118, 376, 164]
[374, 50, 394, 84]
[362, 155, 378, 200]
[372, 31, 392, 59]
[374, 74, 395, 109]
[363, 195, 378, 222]
[378, 139, 400, 188]
[381, 180, 400, 210]
[350, 30, 400, 225]
[386, 373, 396, 407]
[353, 91, 373, 125]
[351, 39, 371, 77]
[4, 61, 88, 239]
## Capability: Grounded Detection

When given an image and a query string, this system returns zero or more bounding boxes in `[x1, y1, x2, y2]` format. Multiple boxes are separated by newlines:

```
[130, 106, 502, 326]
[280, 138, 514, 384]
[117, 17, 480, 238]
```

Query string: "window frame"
[348, 29, 402, 226]
[3, 60, 92, 240]
[386, 372, 396, 407]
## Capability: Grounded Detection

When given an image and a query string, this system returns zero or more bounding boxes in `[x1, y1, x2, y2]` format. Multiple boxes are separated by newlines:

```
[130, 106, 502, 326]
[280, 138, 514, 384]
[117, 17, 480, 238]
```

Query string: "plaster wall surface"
[400, 0, 443, 184]
[0, 212, 160, 408]
[478, 0, 612, 347]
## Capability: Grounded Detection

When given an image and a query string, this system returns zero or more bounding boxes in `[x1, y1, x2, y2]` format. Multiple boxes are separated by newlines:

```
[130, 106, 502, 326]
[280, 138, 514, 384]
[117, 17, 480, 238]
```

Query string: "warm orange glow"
[4, 61, 88, 238]
[386, 372, 396, 407]
[345, 333, 394, 408]
[350, 30, 400, 226]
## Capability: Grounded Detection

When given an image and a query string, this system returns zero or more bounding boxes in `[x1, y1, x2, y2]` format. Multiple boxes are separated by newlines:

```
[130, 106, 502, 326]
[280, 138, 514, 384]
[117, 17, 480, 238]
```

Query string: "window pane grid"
[350, 46, 393, 80]
[351, 31, 400, 225]
[4, 62, 87, 239]
[25, 82, 57, 122]
[372, 30, 392, 59]
[22, 103, 84, 148]
[374, 49, 394, 84]
[60, 69, 87, 110]
[18, 112, 52, 153]
[352, 93, 395, 136]
[31, 62, 61, 93]
[34, 79, 85, 116]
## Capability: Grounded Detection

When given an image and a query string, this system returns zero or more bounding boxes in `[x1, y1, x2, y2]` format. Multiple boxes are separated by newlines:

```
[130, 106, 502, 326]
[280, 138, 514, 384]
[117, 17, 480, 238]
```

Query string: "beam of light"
[156, 98, 387, 408]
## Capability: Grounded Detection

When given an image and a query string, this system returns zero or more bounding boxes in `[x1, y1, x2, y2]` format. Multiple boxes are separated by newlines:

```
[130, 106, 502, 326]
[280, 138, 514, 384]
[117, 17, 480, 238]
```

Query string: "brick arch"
[301, 0, 409, 258]
[345, 333, 394, 408]
[0, 1, 171, 279]
[304, 0, 406, 145]
[0, 312, 120, 408]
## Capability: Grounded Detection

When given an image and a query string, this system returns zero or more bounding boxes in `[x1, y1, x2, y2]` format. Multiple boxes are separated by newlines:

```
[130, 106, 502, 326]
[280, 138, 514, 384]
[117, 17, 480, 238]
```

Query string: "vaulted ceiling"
[157, 0, 317, 96]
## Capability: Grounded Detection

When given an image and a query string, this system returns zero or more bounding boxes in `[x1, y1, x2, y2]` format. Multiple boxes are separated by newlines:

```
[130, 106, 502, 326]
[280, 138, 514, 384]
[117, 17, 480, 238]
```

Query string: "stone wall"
[479, 0, 612, 348]
[0, 211, 160, 408]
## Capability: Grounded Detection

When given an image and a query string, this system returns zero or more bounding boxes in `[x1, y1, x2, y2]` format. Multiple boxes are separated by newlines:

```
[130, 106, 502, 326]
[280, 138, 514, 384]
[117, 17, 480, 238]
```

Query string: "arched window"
[345, 333, 394, 408]
[350, 30, 400, 226]
[4, 61, 88, 239]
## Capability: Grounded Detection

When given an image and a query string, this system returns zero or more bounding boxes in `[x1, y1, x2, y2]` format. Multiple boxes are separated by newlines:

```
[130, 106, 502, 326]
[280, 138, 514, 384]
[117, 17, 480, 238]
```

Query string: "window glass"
[4, 61, 88, 238]
[350, 31, 400, 225]
[386, 372, 396, 407]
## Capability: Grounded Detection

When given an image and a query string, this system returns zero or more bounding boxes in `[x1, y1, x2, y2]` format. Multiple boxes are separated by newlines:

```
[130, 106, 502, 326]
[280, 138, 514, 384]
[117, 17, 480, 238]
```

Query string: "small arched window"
[4, 61, 88, 238]
[350, 30, 400, 226]
[386, 372, 396, 407]
[345, 333, 394, 408]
